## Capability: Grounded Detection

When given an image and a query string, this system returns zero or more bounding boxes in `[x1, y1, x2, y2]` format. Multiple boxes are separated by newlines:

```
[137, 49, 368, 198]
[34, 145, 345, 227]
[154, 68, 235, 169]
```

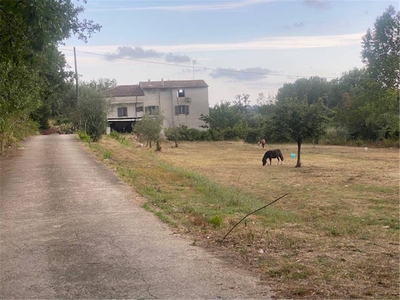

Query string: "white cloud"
[165, 53, 192, 63]
[61, 33, 364, 57]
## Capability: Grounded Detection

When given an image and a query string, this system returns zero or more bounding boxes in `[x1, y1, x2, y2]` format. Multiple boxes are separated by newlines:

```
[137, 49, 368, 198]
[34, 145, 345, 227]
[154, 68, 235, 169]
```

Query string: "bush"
[208, 215, 223, 228]
[321, 127, 349, 145]
[110, 130, 120, 140]
[0, 117, 38, 153]
[165, 125, 212, 142]
[245, 128, 263, 143]
[78, 130, 91, 143]
[76, 85, 109, 142]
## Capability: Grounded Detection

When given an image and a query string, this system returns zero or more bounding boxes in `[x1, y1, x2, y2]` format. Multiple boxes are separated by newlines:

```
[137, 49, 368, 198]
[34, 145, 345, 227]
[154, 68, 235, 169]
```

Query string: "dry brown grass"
[92, 137, 399, 299]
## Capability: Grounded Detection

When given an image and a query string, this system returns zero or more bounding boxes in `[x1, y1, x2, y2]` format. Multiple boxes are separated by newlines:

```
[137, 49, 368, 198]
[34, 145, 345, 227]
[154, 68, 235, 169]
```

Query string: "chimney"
[161, 78, 164, 85]
[148, 79, 150, 82]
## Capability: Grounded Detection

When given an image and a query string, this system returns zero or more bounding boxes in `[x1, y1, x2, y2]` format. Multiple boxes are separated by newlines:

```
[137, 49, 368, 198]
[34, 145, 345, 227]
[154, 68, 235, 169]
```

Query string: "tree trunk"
[156, 140, 162, 151]
[296, 139, 302, 168]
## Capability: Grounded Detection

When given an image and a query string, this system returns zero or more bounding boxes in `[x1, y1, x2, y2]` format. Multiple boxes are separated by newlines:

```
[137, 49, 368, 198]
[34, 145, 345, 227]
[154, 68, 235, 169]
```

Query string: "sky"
[60, 0, 398, 106]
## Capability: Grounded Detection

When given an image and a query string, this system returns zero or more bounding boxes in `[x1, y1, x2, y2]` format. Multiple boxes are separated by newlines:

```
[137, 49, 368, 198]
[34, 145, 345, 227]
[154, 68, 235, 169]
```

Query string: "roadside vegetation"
[2, 2, 398, 298]
[84, 135, 399, 299]
[1, 5, 399, 155]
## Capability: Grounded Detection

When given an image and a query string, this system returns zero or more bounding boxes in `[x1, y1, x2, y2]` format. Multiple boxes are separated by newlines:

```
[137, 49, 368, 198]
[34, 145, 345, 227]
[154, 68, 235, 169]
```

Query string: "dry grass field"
[90, 137, 399, 299]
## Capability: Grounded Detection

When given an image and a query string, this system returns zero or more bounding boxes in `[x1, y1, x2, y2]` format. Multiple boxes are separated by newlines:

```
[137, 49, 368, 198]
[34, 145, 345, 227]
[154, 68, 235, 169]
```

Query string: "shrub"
[103, 150, 112, 159]
[78, 130, 91, 143]
[208, 215, 223, 228]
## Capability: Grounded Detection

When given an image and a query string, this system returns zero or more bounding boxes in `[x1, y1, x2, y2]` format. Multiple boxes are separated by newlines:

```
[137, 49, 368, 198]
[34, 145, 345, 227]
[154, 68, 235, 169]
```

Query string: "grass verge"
[85, 135, 399, 299]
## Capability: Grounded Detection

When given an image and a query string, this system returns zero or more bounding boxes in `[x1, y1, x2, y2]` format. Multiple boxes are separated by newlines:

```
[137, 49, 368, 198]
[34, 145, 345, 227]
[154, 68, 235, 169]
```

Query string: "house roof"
[107, 85, 144, 97]
[139, 79, 208, 89]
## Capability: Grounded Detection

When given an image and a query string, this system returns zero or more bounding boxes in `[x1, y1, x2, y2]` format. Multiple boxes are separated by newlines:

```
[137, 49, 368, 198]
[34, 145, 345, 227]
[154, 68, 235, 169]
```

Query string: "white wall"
[107, 87, 210, 130]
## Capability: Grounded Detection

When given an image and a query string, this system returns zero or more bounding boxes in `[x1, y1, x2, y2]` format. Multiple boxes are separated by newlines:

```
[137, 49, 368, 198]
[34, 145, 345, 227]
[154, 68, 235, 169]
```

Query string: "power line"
[59, 47, 335, 79]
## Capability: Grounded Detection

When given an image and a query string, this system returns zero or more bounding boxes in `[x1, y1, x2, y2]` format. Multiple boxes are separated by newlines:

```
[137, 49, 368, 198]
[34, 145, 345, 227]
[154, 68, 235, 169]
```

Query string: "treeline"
[0, 3, 398, 154]
[170, 6, 399, 148]
[0, 0, 101, 153]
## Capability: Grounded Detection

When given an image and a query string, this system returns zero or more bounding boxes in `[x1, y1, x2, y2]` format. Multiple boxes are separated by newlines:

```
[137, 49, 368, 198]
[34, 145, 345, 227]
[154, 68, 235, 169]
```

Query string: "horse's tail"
[278, 149, 284, 161]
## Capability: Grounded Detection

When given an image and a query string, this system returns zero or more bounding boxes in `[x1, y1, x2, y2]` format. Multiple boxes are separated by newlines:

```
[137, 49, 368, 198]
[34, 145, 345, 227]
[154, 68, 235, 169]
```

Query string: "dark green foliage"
[76, 85, 109, 142]
[0, 0, 101, 152]
[134, 111, 164, 149]
[361, 5, 399, 89]
[164, 125, 211, 142]
[272, 80, 333, 167]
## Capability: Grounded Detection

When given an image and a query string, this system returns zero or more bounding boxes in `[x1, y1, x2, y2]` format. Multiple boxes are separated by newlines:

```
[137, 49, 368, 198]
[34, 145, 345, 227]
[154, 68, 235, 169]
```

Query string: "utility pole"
[74, 47, 79, 102]
[192, 59, 197, 80]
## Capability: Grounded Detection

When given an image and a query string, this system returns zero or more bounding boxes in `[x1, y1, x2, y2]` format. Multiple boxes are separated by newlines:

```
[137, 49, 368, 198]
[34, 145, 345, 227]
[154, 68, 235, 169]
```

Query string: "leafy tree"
[328, 6, 400, 142]
[273, 78, 332, 167]
[134, 111, 165, 150]
[276, 76, 330, 105]
[361, 5, 400, 89]
[232, 94, 251, 116]
[85, 78, 117, 93]
[327, 68, 367, 110]
[339, 80, 399, 140]
[0, 0, 101, 150]
[76, 85, 109, 142]
[199, 100, 248, 140]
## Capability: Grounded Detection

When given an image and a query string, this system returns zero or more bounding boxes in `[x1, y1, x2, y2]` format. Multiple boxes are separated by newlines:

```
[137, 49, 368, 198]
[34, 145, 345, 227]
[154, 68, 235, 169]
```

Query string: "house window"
[145, 106, 159, 115]
[177, 89, 185, 97]
[175, 105, 189, 116]
[118, 107, 127, 117]
[136, 106, 143, 113]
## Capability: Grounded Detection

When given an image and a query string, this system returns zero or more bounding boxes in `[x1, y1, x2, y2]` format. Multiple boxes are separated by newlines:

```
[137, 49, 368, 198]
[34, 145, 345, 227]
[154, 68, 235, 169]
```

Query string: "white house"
[107, 79, 209, 132]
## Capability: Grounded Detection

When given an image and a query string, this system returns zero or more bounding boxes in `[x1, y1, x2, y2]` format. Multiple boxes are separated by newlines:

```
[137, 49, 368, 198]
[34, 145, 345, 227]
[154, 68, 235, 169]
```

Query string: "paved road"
[0, 135, 272, 299]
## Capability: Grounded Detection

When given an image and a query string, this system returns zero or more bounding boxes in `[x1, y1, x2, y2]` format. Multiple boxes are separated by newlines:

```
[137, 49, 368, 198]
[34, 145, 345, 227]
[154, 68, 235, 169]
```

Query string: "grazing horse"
[262, 149, 284, 166]
[258, 139, 266, 149]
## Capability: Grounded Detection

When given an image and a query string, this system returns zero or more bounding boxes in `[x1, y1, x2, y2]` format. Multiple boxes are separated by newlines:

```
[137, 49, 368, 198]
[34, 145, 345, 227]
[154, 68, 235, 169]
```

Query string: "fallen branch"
[220, 193, 289, 242]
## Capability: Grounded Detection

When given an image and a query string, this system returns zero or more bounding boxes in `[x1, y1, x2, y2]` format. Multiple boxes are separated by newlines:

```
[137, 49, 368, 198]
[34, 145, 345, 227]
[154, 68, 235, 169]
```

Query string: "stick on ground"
[220, 193, 289, 242]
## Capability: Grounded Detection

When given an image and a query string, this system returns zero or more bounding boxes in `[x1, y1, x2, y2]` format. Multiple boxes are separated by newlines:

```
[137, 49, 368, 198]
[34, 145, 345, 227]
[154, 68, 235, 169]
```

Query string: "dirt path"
[0, 134, 272, 299]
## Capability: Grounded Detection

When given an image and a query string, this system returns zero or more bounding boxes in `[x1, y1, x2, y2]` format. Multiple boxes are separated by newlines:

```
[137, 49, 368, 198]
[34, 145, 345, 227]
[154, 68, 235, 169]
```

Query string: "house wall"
[108, 96, 143, 118]
[141, 86, 209, 130]
[107, 86, 210, 131]
[172, 87, 209, 129]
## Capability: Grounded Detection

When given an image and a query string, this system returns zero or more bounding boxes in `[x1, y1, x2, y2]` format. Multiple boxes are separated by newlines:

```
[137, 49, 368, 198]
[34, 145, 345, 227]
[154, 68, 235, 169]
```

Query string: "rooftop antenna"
[192, 59, 197, 80]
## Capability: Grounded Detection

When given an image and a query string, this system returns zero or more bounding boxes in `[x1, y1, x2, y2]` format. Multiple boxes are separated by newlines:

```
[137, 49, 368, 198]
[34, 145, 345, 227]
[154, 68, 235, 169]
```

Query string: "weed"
[327, 226, 341, 236]
[208, 215, 223, 228]
[102, 150, 112, 159]
[78, 130, 91, 143]
[240, 247, 248, 255]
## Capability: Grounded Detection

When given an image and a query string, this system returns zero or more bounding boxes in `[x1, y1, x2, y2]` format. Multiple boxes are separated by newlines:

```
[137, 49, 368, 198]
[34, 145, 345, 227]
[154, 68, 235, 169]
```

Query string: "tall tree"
[273, 78, 332, 167]
[0, 0, 101, 151]
[361, 5, 400, 89]
[276, 76, 330, 105]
